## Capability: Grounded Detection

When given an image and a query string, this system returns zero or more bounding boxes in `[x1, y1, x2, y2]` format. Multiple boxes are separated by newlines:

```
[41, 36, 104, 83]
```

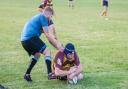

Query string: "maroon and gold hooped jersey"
[52, 51, 80, 71]
[39, 0, 53, 9]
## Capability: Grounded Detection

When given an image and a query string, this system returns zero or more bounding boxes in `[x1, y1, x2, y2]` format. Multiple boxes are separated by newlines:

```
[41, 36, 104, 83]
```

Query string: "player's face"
[45, 11, 53, 19]
[67, 52, 74, 59]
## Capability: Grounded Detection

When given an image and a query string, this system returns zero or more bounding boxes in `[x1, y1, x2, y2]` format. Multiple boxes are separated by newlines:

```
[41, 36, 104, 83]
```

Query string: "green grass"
[0, 0, 128, 89]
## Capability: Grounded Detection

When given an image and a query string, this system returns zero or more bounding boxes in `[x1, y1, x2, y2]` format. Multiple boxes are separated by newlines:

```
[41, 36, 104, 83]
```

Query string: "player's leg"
[77, 73, 83, 80]
[101, 6, 106, 16]
[101, 0, 108, 17]
[24, 36, 46, 81]
[42, 20, 60, 78]
[43, 48, 56, 79]
[22, 36, 43, 81]
[71, 0, 75, 8]
[104, 6, 108, 16]
[105, 1, 108, 16]
[101, 0, 105, 16]
[24, 53, 40, 82]
[43, 48, 52, 75]
[68, 0, 71, 7]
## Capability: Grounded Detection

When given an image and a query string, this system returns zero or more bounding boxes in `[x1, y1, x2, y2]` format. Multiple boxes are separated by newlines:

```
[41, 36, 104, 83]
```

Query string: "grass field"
[0, 0, 128, 89]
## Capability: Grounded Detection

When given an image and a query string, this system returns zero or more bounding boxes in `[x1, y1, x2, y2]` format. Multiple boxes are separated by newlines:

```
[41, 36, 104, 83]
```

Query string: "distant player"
[101, 0, 111, 17]
[52, 43, 83, 82]
[68, 0, 75, 9]
[38, 0, 53, 12]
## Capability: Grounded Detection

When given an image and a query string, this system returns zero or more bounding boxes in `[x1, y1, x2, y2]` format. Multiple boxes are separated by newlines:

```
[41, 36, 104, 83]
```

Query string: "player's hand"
[70, 66, 77, 71]
[68, 68, 76, 74]
[58, 46, 64, 52]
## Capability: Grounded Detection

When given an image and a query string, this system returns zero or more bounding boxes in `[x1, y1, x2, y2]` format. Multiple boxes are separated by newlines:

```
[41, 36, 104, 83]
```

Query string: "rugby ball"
[68, 76, 78, 85]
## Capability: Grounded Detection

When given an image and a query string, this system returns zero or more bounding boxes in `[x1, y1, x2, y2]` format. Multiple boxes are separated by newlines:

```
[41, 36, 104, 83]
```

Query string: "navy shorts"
[21, 36, 46, 56]
[103, 0, 108, 7]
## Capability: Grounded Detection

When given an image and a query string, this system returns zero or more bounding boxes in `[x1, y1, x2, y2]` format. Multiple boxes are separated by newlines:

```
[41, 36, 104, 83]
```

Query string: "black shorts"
[103, 0, 108, 7]
[48, 19, 54, 26]
[21, 36, 46, 56]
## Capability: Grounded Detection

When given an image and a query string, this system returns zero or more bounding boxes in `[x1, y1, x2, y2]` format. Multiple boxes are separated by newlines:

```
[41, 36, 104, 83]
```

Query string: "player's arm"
[54, 67, 70, 76]
[43, 26, 62, 50]
[52, 27, 57, 40]
[69, 64, 82, 75]
[72, 52, 83, 75]
[49, 25, 58, 40]
[54, 67, 76, 76]
[75, 64, 83, 74]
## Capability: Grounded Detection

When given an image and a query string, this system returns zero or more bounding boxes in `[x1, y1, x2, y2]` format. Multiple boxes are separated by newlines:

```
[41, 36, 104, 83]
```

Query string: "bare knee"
[43, 48, 51, 56]
[34, 53, 41, 59]
[67, 73, 75, 80]
[77, 73, 84, 80]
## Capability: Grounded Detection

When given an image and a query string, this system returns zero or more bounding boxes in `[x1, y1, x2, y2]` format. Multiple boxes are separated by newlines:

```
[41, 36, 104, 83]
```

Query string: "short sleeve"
[54, 52, 64, 69]
[40, 15, 48, 27]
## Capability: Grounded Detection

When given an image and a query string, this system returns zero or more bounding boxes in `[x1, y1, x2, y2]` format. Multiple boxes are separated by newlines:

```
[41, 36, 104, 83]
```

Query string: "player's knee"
[43, 48, 51, 56]
[34, 53, 41, 60]
[67, 73, 74, 80]
[77, 73, 84, 80]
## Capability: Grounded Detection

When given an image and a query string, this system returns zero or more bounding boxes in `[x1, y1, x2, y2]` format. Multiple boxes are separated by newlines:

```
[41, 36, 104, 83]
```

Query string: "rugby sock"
[45, 56, 52, 74]
[102, 11, 105, 16]
[25, 58, 37, 74]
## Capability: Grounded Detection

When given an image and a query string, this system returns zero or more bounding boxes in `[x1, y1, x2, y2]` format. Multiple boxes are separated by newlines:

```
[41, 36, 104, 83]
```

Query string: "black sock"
[45, 59, 52, 74]
[25, 58, 37, 74]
